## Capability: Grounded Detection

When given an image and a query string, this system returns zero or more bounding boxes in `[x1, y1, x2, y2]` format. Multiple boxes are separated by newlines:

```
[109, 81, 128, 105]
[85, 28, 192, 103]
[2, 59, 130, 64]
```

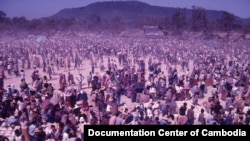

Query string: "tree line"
[0, 7, 250, 34]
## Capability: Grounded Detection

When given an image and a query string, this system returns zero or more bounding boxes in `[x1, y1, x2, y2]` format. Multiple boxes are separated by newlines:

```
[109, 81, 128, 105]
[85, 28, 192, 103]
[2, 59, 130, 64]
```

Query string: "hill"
[50, 1, 248, 24]
[1, 1, 250, 35]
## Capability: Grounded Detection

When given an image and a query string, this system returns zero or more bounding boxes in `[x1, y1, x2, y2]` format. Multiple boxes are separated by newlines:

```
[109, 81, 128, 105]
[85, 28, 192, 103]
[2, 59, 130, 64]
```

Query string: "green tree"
[29, 19, 41, 29]
[159, 17, 170, 30]
[220, 11, 235, 31]
[86, 14, 102, 30]
[145, 16, 159, 26]
[191, 6, 207, 32]
[0, 11, 7, 23]
[12, 16, 28, 28]
[172, 8, 186, 33]
[110, 16, 124, 32]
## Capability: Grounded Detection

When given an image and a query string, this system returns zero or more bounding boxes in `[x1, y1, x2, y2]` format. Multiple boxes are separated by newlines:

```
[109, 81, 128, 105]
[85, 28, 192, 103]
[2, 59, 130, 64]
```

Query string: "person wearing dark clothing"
[78, 91, 88, 102]
[179, 102, 187, 116]
[245, 110, 250, 125]
[213, 101, 223, 115]
[187, 106, 195, 125]
[34, 128, 46, 141]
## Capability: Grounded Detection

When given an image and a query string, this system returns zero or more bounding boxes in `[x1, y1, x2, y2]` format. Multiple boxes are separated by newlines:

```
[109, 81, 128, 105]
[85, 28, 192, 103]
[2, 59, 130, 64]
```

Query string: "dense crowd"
[0, 32, 250, 141]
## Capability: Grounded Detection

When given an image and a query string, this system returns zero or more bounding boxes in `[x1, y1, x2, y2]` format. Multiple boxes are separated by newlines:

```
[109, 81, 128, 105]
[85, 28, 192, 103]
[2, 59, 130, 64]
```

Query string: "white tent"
[36, 35, 47, 42]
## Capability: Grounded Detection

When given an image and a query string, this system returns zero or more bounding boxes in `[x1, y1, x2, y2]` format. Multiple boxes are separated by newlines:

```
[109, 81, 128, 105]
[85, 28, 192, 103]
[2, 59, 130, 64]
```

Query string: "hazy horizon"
[0, 0, 250, 20]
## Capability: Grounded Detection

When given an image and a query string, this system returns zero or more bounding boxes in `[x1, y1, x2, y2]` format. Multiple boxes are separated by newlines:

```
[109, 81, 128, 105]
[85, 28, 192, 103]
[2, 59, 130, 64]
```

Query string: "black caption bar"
[84, 125, 250, 140]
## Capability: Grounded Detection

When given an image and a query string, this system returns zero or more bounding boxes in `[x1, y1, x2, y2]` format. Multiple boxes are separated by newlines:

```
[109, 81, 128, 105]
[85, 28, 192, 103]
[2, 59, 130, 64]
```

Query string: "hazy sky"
[0, 0, 250, 20]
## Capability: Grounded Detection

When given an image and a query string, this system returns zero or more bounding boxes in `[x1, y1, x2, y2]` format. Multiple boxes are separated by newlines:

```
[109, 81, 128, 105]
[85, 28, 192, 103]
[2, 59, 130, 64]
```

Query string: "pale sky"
[0, 0, 249, 20]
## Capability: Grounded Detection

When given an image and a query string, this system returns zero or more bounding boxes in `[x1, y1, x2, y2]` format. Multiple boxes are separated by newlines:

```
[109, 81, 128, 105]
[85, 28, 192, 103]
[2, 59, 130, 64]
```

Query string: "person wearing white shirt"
[77, 117, 89, 140]
[28, 122, 36, 141]
[20, 117, 30, 141]
[13, 129, 23, 141]
[20, 69, 25, 80]
[7, 63, 11, 74]
[146, 107, 153, 118]
[62, 128, 70, 141]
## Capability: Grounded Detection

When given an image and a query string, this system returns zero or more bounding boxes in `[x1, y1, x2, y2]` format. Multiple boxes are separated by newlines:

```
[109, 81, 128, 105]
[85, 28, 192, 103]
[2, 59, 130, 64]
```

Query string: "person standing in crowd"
[76, 73, 84, 91]
[28, 121, 36, 141]
[68, 72, 75, 85]
[0, 29, 250, 141]
[7, 62, 11, 75]
[13, 128, 23, 141]
[47, 66, 52, 80]
[198, 109, 206, 125]
[179, 102, 187, 116]
[86, 72, 92, 88]
[20, 69, 25, 81]
[20, 117, 30, 141]
[187, 105, 195, 125]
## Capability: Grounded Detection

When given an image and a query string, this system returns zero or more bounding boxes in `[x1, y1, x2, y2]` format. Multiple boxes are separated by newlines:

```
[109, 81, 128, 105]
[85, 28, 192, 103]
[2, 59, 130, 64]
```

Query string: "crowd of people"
[0, 31, 250, 141]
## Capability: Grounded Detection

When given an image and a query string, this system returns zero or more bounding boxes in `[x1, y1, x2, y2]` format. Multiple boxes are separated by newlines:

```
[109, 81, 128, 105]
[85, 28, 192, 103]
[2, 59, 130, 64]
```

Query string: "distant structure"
[143, 25, 165, 36]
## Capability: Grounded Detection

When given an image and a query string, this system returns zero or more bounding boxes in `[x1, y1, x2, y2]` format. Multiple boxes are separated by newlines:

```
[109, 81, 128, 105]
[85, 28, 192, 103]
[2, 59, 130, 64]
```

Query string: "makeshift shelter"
[36, 35, 47, 42]
[143, 25, 164, 36]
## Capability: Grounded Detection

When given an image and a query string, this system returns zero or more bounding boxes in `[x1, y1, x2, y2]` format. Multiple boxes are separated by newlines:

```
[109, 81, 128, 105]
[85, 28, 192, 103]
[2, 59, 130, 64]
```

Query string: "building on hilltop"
[143, 25, 166, 36]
